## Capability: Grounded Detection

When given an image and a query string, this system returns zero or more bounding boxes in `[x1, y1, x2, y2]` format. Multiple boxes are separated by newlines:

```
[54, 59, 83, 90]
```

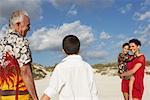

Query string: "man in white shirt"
[41, 35, 99, 100]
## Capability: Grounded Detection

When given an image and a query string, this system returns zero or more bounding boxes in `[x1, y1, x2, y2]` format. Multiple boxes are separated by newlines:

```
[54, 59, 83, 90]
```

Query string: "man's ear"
[62, 49, 68, 56]
[62, 49, 65, 53]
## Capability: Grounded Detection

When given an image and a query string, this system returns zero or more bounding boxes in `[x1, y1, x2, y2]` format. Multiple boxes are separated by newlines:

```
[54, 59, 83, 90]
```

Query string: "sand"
[35, 74, 150, 100]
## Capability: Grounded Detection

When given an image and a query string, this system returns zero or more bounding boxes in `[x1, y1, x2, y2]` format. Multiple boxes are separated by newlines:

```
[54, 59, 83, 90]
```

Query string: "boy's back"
[41, 35, 99, 100]
[44, 55, 98, 100]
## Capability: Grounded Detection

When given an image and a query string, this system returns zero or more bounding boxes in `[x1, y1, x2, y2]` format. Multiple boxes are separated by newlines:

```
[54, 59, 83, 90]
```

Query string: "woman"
[120, 39, 146, 100]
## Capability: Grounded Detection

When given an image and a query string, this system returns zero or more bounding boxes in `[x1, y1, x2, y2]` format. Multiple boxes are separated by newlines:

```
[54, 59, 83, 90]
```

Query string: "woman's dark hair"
[129, 39, 141, 46]
[122, 43, 129, 48]
[63, 35, 80, 55]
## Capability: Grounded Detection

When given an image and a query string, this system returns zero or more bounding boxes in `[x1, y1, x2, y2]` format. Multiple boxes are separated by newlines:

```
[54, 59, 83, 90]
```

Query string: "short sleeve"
[14, 37, 32, 67]
[137, 55, 145, 65]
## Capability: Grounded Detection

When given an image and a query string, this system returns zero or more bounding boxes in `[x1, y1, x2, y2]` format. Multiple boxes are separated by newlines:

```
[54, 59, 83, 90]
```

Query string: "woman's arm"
[120, 63, 142, 77]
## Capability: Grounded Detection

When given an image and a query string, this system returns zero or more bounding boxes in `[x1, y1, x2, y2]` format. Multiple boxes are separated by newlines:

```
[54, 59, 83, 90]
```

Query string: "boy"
[41, 35, 99, 100]
[118, 43, 135, 100]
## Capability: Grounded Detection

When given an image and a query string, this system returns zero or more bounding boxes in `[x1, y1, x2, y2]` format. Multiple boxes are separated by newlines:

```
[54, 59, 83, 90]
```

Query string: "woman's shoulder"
[136, 53, 145, 63]
[137, 53, 145, 58]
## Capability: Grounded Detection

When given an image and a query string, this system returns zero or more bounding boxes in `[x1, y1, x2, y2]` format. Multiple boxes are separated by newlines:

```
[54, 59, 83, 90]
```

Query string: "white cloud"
[139, 11, 150, 20]
[29, 20, 94, 51]
[97, 42, 106, 49]
[143, 0, 150, 6]
[142, 24, 150, 35]
[119, 3, 132, 14]
[49, 0, 115, 9]
[0, 25, 8, 39]
[0, 0, 43, 23]
[138, 35, 147, 44]
[134, 11, 150, 21]
[49, 0, 70, 8]
[113, 34, 127, 47]
[134, 25, 143, 34]
[67, 5, 78, 16]
[113, 34, 134, 49]
[99, 31, 111, 40]
[134, 24, 150, 45]
[148, 41, 150, 45]
[116, 34, 127, 39]
[83, 50, 108, 59]
[134, 24, 150, 35]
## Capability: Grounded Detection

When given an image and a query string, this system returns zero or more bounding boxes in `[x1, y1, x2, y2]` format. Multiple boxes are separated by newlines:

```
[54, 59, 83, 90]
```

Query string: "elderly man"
[0, 10, 38, 100]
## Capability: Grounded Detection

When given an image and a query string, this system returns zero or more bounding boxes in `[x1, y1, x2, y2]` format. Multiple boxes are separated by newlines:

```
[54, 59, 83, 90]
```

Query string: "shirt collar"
[7, 29, 21, 37]
[62, 55, 82, 62]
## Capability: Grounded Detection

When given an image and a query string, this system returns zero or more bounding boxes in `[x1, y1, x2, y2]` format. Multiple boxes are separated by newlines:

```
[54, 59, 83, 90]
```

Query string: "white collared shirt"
[44, 55, 99, 100]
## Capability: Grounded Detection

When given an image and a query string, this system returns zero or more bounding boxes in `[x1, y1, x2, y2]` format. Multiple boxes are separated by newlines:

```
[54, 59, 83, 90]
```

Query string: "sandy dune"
[35, 74, 150, 100]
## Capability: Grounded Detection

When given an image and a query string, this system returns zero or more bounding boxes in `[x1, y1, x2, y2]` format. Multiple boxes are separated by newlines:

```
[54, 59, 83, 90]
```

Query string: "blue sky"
[0, 0, 150, 66]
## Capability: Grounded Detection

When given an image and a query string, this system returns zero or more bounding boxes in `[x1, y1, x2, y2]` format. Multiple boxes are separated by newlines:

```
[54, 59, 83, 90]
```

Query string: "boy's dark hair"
[129, 39, 141, 46]
[63, 35, 80, 55]
[122, 43, 129, 48]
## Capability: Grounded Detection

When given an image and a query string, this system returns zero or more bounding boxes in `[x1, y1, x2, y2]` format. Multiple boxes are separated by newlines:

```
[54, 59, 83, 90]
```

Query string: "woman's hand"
[118, 73, 124, 79]
[120, 74, 124, 79]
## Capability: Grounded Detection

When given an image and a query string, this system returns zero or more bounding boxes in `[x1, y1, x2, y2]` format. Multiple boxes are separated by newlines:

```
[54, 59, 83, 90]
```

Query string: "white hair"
[9, 10, 29, 28]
